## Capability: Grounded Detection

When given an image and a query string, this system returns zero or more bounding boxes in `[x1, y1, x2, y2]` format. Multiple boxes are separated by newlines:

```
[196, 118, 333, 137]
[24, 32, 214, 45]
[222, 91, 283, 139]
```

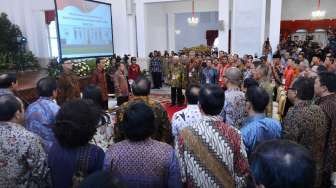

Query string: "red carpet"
[150, 93, 186, 121]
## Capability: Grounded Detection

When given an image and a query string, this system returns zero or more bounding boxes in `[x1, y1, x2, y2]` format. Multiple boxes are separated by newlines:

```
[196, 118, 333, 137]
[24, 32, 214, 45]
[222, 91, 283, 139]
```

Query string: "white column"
[218, 0, 230, 52]
[167, 13, 175, 52]
[231, 0, 266, 56]
[135, 0, 146, 58]
[128, 15, 137, 56]
[269, 0, 282, 52]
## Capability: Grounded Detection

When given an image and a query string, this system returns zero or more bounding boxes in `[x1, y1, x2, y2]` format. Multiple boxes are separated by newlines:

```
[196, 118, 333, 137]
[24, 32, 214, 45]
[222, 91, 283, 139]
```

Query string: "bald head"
[225, 67, 242, 85]
[172, 56, 179, 64]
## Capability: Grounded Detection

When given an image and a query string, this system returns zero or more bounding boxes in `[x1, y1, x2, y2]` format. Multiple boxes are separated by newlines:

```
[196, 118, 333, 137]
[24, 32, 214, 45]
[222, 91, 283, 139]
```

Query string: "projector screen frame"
[54, 0, 114, 61]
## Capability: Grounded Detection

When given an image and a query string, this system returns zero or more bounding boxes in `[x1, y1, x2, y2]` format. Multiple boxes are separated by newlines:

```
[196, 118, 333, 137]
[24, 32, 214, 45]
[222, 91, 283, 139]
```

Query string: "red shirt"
[284, 65, 295, 90]
[128, 63, 141, 80]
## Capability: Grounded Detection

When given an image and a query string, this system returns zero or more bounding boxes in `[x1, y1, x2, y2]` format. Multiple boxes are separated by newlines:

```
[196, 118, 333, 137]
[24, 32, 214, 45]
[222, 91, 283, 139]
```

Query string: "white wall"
[145, 3, 168, 54]
[0, 0, 54, 61]
[144, 0, 218, 54]
[282, 0, 336, 20]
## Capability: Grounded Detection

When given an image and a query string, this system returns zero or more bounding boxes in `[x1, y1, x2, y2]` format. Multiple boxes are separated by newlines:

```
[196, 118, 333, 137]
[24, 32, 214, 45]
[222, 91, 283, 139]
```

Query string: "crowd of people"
[0, 38, 336, 188]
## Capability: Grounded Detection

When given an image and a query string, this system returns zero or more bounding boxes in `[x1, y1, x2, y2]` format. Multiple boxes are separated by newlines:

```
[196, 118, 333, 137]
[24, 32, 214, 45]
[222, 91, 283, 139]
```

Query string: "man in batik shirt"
[314, 72, 336, 187]
[283, 77, 327, 188]
[220, 67, 245, 128]
[177, 84, 251, 188]
[253, 64, 274, 117]
[114, 76, 173, 145]
[172, 84, 201, 140]
[168, 56, 185, 106]
[0, 95, 50, 187]
[25, 77, 60, 152]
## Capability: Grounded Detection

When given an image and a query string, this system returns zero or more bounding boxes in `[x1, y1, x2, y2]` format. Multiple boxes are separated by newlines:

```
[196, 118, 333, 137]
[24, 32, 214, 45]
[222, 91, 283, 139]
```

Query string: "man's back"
[316, 94, 336, 186]
[283, 101, 327, 187]
[114, 96, 172, 145]
[172, 105, 201, 139]
[0, 122, 49, 187]
[25, 97, 60, 151]
[220, 88, 245, 128]
[177, 116, 250, 188]
[241, 115, 282, 155]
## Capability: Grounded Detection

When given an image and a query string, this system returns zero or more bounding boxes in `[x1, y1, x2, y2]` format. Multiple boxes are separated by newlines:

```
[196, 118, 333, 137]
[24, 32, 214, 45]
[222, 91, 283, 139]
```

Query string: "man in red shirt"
[128, 57, 141, 84]
[91, 58, 108, 105]
[284, 57, 295, 90]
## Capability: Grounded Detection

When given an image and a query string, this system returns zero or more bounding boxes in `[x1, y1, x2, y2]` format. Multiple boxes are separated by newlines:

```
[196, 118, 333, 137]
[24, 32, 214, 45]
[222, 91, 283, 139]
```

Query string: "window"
[48, 21, 59, 58]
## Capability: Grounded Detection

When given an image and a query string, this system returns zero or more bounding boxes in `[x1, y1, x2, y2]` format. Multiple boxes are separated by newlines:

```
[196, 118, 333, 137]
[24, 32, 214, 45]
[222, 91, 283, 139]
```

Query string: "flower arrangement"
[72, 61, 91, 77]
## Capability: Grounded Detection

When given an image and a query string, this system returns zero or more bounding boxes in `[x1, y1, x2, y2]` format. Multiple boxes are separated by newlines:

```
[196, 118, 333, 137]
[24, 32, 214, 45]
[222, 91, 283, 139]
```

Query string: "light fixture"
[187, 0, 199, 26]
[312, 0, 326, 19]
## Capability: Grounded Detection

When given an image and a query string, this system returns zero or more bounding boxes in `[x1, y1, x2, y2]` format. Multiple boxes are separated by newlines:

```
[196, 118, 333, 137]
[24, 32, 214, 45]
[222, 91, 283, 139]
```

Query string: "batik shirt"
[25, 97, 60, 152]
[240, 114, 282, 156]
[177, 115, 251, 188]
[220, 88, 246, 128]
[316, 94, 336, 187]
[283, 100, 327, 188]
[259, 80, 274, 117]
[114, 96, 173, 145]
[0, 122, 50, 188]
[104, 139, 182, 188]
[172, 105, 202, 139]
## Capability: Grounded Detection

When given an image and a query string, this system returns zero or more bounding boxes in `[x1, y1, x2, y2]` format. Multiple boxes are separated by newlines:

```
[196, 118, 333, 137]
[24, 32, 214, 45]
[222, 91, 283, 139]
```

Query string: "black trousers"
[171, 87, 183, 105]
[117, 96, 129, 106]
[152, 72, 162, 88]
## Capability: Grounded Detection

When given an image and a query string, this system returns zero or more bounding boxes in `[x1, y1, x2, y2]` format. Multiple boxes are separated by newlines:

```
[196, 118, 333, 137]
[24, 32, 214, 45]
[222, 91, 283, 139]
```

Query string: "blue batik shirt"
[240, 114, 282, 155]
[25, 97, 60, 152]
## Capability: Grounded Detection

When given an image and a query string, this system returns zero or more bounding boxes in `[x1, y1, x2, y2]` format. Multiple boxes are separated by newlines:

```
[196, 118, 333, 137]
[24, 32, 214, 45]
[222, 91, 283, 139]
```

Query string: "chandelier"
[312, 0, 326, 19]
[187, 0, 199, 26]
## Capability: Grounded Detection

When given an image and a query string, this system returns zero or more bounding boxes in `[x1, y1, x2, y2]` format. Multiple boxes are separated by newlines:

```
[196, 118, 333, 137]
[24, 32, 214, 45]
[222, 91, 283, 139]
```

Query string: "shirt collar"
[0, 121, 23, 129]
[38, 96, 55, 102]
[0, 88, 13, 95]
[316, 93, 336, 104]
[245, 113, 266, 124]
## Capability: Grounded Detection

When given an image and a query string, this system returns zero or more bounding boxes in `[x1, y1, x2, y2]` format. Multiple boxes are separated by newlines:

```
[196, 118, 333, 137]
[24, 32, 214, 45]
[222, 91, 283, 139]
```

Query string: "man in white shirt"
[172, 83, 201, 140]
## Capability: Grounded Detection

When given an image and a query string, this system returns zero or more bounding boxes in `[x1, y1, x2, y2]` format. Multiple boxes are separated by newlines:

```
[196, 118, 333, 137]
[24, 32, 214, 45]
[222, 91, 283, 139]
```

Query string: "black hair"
[37, 77, 57, 97]
[53, 99, 101, 148]
[250, 140, 316, 188]
[0, 95, 22, 121]
[291, 77, 315, 100]
[316, 65, 327, 74]
[132, 76, 151, 96]
[96, 57, 105, 65]
[243, 78, 259, 89]
[121, 102, 155, 141]
[246, 86, 269, 113]
[272, 53, 281, 59]
[199, 84, 224, 115]
[0, 73, 17, 89]
[186, 83, 200, 105]
[318, 72, 336, 92]
[83, 85, 103, 107]
[131, 57, 136, 62]
[79, 171, 125, 188]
